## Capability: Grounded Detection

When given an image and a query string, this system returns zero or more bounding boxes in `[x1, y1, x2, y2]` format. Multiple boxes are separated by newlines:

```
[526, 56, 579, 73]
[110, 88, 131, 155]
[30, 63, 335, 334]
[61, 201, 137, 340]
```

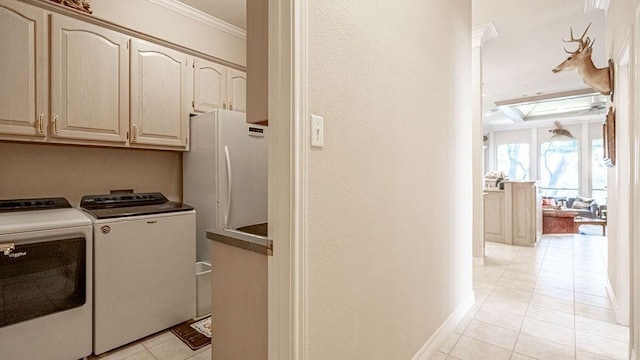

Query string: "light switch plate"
[311, 115, 324, 148]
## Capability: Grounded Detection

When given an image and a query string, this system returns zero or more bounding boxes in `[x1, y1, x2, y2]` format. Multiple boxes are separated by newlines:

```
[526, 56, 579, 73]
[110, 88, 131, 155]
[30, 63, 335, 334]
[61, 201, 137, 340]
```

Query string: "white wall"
[306, 1, 473, 358]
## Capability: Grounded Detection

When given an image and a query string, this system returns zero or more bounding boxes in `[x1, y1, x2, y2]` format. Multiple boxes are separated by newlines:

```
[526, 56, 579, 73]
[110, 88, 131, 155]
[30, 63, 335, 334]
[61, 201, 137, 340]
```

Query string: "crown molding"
[146, 0, 246, 40]
[472, 22, 499, 47]
[584, 0, 610, 14]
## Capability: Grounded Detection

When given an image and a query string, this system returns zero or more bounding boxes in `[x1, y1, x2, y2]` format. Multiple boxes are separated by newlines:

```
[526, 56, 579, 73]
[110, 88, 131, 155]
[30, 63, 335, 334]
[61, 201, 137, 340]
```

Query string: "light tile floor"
[433, 233, 629, 360]
[96, 232, 623, 360]
[89, 330, 211, 360]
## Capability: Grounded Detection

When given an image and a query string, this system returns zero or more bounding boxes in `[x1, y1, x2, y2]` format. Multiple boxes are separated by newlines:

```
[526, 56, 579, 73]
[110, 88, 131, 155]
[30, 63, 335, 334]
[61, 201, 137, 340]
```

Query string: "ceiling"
[176, 0, 246, 29]
[177, 0, 607, 127]
[473, 0, 608, 127]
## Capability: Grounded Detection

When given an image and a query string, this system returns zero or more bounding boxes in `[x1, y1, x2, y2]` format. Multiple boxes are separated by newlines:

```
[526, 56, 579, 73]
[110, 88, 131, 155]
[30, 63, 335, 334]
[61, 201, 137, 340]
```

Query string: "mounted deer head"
[552, 23, 613, 96]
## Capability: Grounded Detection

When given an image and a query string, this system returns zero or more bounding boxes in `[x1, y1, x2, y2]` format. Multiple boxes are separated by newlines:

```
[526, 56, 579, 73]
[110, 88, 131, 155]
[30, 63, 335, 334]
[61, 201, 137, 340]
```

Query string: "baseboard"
[473, 256, 484, 266]
[606, 281, 622, 324]
[411, 291, 475, 360]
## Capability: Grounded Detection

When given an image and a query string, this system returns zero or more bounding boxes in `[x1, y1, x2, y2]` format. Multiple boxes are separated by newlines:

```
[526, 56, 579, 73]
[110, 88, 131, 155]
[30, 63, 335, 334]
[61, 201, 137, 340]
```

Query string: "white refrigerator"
[183, 110, 268, 262]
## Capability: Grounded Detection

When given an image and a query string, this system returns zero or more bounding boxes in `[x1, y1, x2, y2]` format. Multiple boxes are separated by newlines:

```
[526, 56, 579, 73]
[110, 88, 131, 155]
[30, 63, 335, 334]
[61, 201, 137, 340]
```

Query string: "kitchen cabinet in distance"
[484, 181, 541, 247]
[0, 0, 46, 139]
[507, 181, 542, 246]
[483, 190, 505, 243]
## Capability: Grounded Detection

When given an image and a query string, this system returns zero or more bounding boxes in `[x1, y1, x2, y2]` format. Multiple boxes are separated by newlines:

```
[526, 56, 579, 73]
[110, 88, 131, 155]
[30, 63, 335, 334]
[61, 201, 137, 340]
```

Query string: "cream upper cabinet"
[0, 0, 46, 139]
[193, 58, 226, 113]
[192, 60, 247, 115]
[227, 69, 247, 113]
[130, 39, 189, 149]
[50, 14, 129, 144]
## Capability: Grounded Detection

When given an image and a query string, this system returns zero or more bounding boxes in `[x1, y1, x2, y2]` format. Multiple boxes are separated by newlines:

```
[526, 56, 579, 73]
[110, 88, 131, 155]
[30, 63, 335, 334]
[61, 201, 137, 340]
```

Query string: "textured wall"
[306, 1, 473, 358]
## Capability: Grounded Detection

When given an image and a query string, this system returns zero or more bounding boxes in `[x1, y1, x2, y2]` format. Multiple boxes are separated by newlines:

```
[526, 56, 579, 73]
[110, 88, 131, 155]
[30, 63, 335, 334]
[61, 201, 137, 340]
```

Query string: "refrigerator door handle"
[224, 145, 232, 228]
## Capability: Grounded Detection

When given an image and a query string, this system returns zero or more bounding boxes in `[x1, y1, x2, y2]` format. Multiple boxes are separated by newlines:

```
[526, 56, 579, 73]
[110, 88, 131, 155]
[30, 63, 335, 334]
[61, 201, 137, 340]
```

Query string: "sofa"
[542, 196, 599, 218]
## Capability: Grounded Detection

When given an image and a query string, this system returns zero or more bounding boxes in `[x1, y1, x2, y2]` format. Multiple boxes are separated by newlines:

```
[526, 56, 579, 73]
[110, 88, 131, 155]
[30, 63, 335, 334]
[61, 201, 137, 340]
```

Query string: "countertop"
[206, 223, 272, 255]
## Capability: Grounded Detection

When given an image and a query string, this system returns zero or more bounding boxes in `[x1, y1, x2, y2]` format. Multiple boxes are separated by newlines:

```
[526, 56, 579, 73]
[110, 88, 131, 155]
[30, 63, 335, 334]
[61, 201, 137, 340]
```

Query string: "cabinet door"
[193, 58, 226, 113]
[0, 0, 46, 138]
[227, 69, 246, 113]
[511, 183, 538, 246]
[50, 15, 129, 144]
[484, 192, 505, 243]
[130, 39, 189, 149]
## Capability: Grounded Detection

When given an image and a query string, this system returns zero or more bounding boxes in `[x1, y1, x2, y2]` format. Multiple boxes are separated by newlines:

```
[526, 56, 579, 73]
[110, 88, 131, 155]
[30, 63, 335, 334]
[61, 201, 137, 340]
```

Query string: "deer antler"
[552, 22, 612, 96]
[563, 23, 592, 53]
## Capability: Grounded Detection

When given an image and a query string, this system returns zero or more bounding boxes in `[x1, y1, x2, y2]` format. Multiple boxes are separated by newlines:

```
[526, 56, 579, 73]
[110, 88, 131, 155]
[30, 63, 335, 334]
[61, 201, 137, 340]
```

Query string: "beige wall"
[85, 0, 246, 66]
[306, 1, 473, 358]
[0, 142, 181, 206]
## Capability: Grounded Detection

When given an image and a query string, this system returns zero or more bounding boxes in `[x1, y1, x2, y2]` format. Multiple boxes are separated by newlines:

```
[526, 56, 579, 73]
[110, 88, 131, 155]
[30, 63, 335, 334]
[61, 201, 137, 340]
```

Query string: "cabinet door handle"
[229, 102, 233, 111]
[222, 101, 227, 110]
[132, 124, 137, 142]
[37, 114, 44, 135]
[53, 115, 59, 135]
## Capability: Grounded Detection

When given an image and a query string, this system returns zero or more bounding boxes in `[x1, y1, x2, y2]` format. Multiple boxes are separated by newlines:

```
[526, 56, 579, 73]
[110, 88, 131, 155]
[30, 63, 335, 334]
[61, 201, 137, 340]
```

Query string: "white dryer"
[80, 192, 196, 355]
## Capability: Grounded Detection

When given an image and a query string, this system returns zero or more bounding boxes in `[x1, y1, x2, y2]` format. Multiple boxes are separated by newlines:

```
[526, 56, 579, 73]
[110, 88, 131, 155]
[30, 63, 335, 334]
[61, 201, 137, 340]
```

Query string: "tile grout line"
[510, 241, 549, 358]
[467, 245, 519, 356]
[509, 246, 527, 357]
[475, 237, 625, 360]
[475, 245, 548, 357]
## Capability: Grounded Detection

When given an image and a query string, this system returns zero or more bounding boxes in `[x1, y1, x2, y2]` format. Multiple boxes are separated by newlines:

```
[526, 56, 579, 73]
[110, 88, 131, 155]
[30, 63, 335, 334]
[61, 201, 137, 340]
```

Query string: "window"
[496, 143, 529, 180]
[539, 140, 579, 197]
[592, 139, 607, 204]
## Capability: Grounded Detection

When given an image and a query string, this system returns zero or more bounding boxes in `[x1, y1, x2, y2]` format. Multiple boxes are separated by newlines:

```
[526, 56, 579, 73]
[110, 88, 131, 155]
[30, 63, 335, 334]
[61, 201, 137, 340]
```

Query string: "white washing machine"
[80, 192, 196, 355]
[0, 197, 93, 360]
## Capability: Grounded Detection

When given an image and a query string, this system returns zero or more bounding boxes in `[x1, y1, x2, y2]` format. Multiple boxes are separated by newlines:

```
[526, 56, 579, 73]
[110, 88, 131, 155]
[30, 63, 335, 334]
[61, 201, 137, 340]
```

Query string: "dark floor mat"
[170, 317, 212, 351]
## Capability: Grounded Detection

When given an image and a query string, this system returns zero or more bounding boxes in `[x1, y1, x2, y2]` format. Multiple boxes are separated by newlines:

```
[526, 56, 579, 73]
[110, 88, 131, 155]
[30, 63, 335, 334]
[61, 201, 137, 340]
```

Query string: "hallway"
[433, 235, 629, 360]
